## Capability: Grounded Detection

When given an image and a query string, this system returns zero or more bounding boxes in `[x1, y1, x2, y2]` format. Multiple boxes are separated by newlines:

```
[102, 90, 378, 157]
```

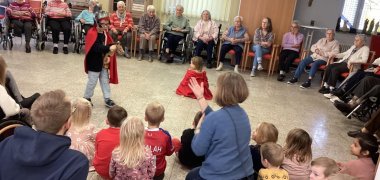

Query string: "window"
[341, 0, 380, 32]
[158, 0, 232, 21]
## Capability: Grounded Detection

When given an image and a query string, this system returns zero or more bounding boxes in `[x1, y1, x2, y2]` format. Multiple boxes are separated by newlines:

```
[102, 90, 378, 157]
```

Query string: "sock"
[324, 82, 328, 88]
[53, 44, 58, 47]
[280, 70, 284, 75]
[329, 86, 335, 90]
[63, 44, 68, 47]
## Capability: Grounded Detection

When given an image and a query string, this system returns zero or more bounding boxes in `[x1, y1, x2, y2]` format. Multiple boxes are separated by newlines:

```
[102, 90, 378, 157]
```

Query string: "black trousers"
[342, 70, 380, 92]
[219, 44, 243, 65]
[165, 33, 184, 53]
[195, 40, 215, 63]
[110, 29, 132, 50]
[11, 19, 33, 43]
[278, 49, 299, 72]
[48, 18, 71, 44]
[323, 62, 349, 87]
[353, 76, 380, 99]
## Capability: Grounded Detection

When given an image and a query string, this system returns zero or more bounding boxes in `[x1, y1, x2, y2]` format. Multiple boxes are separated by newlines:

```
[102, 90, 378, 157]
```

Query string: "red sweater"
[6, 2, 35, 21]
[45, 0, 71, 19]
[176, 69, 213, 100]
[93, 127, 120, 179]
[144, 128, 174, 176]
[109, 11, 133, 32]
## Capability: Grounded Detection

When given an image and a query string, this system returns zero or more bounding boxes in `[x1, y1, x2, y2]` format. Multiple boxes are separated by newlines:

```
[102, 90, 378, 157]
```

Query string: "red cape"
[176, 69, 213, 100]
[84, 26, 119, 84]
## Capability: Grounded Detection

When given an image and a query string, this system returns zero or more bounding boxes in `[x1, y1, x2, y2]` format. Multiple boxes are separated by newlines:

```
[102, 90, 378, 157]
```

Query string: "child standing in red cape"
[83, 12, 119, 107]
[176, 56, 213, 100]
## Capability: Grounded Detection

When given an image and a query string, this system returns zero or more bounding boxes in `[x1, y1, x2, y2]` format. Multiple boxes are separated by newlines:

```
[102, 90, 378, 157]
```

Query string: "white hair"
[326, 28, 336, 35]
[292, 20, 300, 27]
[234, 16, 243, 22]
[117, 0, 125, 7]
[88, 0, 97, 6]
[356, 34, 366, 42]
[176, 4, 184, 11]
[147, 5, 155, 12]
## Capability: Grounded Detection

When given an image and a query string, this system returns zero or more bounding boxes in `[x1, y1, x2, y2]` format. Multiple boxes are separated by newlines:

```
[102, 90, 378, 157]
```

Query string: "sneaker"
[334, 100, 354, 113]
[300, 81, 311, 88]
[216, 62, 223, 71]
[105, 99, 116, 108]
[234, 65, 239, 73]
[347, 130, 362, 138]
[318, 86, 330, 94]
[257, 64, 263, 71]
[124, 52, 131, 59]
[53, 47, 58, 54]
[84, 98, 93, 106]
[330, 96, 344, 103]
[277, 74, 285, 81]
[250, 70, 256, 77]
[63, 47, 68, 54]
[331, 89, 345, 97]
[287, 77, 298, 84]
[324, 93, 334, 99]
[25, 44, 31, 53]
[138, 53, 143, 61]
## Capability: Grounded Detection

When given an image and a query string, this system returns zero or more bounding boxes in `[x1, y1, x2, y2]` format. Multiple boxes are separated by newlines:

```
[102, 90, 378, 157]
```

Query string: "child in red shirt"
[93, 105, 128, 179]
[144, 102, 175, 180]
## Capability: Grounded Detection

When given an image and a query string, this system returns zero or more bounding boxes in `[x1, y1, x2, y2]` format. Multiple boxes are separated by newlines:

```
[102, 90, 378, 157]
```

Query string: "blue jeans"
[294, 56, 326, 79]
[252, 44, 270, 69]
[84, 68, 111, 101]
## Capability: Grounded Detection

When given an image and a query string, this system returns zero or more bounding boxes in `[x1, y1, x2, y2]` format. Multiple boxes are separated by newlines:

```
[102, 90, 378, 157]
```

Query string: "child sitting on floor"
[174, 111, 205, 169]
[338, 133, 378, 180]
[250, 122, 279, 179]
[176, 56, 213, 100]
[66, 98, 97, 170]
[281, 128, 313, 180]
[258, 142, 289, 180]
[110, 117, 156, 179]
[309, 157, 340, 180]
[93, 105, 128, 179]
[144, 101, 175, 180]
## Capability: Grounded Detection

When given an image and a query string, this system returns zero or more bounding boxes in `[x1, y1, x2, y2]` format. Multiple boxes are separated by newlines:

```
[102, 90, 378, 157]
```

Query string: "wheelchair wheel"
[37, 41, 45, 51]
[2, 39, 7, 50]
[0, 119, 28, 142]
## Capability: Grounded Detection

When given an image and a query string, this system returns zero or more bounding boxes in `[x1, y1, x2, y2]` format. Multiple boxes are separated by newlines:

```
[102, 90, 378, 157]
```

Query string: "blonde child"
[281, 128, 313, 180]
[338, 133, 378, 180]
[66, 98, 97, 169]
[144, 102, 175, 180]
[176, 56, 213, 100]
[309, 157, 340, 180]
[258, 142, 289, 180]
[110, 117, 156, 179]
[250, 122, 279, 179]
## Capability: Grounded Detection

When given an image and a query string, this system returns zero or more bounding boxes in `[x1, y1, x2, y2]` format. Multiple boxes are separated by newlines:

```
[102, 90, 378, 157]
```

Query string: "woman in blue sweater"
[186, 72, 254, 180]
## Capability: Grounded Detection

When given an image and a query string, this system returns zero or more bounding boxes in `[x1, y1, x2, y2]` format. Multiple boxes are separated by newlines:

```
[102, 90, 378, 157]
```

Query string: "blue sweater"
[0, 126, 89, 180]
[192, 105, 253, 179]
[75, 10, 95, 25]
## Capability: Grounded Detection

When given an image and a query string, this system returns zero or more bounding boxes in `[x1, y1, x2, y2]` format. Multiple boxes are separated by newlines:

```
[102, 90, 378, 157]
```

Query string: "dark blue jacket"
[0, 126, 89, 180]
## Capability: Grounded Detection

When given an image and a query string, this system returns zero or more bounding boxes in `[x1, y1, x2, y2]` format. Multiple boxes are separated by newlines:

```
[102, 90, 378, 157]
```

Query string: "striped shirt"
[45, 0, 71, 19]
[109, 11, 133, 32]
[6, 2, 35, 21]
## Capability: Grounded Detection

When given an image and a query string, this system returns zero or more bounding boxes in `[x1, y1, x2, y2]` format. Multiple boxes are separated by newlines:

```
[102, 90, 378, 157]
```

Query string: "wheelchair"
[158, 28, 193, 64]
[0, 5, 12, 50]
[0, 119, 30, 142]
[347, 96, 380, 122]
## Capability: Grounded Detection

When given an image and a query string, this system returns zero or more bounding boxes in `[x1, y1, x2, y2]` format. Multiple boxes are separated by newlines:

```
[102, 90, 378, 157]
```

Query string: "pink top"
[281, 156, 311, 180]
[66, 124, 97, 167]
[45, 0, 72, 19]
[339, 157, 375, 180]
[109, 148, 156, 180]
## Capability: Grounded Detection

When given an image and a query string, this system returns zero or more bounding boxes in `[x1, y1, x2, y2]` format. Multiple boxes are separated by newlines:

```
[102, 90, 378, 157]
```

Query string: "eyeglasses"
[99, 23, 109, 27]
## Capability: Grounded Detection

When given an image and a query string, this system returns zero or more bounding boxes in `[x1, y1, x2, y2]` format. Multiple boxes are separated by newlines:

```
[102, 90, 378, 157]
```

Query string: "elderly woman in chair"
[319, 34, 369, 94]
[109, 0, 133, 59]
[216, 16, 249, 73]
[137, 5, 160, 62]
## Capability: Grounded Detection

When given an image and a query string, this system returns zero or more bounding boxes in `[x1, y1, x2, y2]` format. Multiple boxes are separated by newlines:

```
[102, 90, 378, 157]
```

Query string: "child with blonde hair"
[338, 133, 378, 180]
[309, 157, 340, 180]
[250, 122, 279, 179]
[110, 117, 156, 179]
[144, 101, 175, 180]
[66, 98, 97, 169]
[258, 142, 289, 180]
[176, 56, 213, 100]
[281, 128, 313, 180]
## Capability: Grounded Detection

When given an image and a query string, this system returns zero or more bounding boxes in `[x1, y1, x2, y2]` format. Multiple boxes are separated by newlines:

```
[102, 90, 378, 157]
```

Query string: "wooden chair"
[242, 34, 278, 76]
[133, 26, 162, 57]
[216, 39, 249, 71]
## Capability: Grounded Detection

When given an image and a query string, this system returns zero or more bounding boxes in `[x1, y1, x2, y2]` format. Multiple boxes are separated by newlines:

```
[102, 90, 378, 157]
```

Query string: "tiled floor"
[3, 40, 364, 179]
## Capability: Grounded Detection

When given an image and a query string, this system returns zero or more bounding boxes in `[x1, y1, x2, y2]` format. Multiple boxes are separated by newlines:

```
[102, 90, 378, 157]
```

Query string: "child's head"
[190, 56, 203, 72]
[116, 117, 145, 168]
[107, 105, 128, 127]
[192, 111, 203, 128]
[260, 142, 284, 168]
[252, 122, 278, 145]
[70, 98, 92, 129]
[350, 132, 378, 164]
[145, 102, 165, 126]
[284, 128, 313, 163]
[310, 157, 339, 180]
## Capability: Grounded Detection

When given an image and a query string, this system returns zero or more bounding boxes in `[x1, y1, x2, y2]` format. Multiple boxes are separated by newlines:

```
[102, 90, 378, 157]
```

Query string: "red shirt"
[93, 127, 120, 179]
[109, 12, 134, 32]
[144, 128, 174, 176]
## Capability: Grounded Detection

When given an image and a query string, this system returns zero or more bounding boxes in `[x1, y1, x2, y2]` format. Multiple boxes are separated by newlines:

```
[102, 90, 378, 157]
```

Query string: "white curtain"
[159, 0, 232, 21]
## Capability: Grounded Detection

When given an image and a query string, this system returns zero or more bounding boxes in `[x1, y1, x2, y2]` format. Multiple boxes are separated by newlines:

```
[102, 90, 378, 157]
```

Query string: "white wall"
[294, 0, 344, 28]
